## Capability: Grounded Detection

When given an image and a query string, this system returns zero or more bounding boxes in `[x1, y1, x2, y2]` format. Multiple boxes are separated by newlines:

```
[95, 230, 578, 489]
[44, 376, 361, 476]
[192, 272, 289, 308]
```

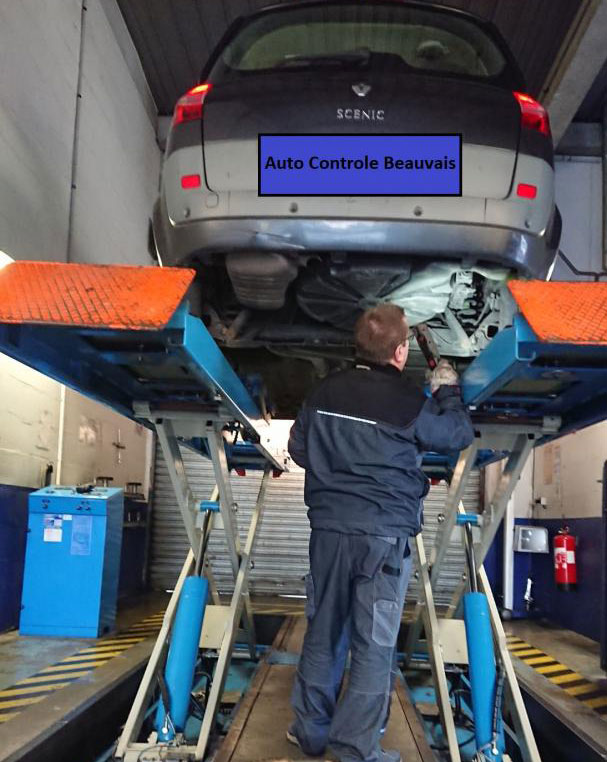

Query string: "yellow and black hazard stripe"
[506, 634, 607, 719]
[0, 611, 165, 725]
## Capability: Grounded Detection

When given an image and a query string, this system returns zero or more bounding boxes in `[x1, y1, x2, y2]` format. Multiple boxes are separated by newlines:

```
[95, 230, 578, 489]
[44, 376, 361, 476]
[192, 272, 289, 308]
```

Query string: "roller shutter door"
[150, 443, 481, 606]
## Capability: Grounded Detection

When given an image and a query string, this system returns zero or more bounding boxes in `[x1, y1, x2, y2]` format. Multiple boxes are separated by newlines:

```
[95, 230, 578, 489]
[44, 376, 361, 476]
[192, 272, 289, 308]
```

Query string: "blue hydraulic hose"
[155, 576, 208, 740]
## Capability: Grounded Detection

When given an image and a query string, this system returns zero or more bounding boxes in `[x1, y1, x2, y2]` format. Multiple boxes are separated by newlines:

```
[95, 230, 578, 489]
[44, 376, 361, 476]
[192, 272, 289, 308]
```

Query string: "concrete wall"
[552, 156, 604, 280]
[533, 423, 606, 520]
[532, 156, 606, 521]
[0, 0, 159, 265]
[69, 0, 160, 264]
[0, 357, 62, 488]
[59, 389, 152, 491]
[0, 0, 160, 491]
[0, 0, 80, 262]
[487, 154, 605, 624]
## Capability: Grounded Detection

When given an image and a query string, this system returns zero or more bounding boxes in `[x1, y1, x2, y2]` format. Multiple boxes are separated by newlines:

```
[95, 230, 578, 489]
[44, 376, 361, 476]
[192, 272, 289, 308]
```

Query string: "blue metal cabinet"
[20, 487, 123, 637]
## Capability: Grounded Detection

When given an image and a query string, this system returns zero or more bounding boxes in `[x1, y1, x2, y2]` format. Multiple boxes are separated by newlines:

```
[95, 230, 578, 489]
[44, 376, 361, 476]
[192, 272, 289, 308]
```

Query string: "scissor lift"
[0, 263, 606, 762]
[406, 281, 607, 761]
[0, 262, 286, 761]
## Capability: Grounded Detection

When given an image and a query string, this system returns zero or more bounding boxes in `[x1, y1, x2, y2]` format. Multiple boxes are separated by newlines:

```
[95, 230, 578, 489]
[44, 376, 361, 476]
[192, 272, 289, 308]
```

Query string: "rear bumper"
[155, 208, 555, 279]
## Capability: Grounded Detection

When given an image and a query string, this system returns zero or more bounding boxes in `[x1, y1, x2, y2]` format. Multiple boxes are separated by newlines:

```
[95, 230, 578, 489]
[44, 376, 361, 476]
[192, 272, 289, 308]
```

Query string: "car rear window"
[213, 3, 509, 82]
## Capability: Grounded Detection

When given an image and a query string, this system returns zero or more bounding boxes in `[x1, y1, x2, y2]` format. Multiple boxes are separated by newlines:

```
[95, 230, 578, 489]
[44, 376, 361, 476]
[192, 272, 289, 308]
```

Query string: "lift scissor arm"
[2, 263, 607, 761]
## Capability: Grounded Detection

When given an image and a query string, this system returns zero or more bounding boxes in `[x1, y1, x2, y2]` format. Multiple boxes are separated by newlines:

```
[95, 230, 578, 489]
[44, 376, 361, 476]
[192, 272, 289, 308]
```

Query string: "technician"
[287, 303, 474, 762]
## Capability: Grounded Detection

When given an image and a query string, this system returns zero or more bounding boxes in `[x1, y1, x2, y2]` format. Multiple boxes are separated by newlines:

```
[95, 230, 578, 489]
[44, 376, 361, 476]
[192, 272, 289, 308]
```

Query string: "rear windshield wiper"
[276, 50, 371, 69]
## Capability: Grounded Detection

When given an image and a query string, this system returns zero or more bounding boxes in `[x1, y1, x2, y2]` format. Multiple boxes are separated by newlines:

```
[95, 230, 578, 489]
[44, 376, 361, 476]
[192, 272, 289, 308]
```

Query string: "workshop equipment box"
[20, 486, 123, 637]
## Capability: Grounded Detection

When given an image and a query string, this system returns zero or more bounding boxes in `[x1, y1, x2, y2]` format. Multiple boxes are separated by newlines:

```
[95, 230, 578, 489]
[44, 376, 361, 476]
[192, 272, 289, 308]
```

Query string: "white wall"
[0, 357, 61, 487]
[69, 0, 160, 264]
[0, 0, 80, 262]
[59, 390, 152, 493]
[533, 423, 607, 519]
[552, 156, 603, 279]
[0, 0, 160, 491]
[523, 157, 606, 519]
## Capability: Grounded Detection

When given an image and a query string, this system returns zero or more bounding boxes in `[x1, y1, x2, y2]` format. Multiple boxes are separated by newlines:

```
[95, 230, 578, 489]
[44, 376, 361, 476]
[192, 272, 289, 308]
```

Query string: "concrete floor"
[506, 619, 606, 685]
[0, 592, 169, 692]
[504, 619, 607, 759]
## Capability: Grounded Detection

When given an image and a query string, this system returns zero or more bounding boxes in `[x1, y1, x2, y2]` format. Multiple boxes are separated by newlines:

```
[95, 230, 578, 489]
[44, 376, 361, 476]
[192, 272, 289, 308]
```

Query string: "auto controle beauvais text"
[263, 155, 458, 171]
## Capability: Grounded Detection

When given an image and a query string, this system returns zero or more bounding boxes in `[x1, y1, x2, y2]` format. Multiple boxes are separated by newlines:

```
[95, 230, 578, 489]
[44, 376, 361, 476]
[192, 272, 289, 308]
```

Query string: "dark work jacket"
[288, 363, 475, 538]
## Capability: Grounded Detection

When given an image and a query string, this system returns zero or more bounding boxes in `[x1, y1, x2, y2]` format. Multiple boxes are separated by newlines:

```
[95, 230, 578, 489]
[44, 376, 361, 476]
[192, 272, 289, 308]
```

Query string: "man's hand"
[429, 359, 459, 394]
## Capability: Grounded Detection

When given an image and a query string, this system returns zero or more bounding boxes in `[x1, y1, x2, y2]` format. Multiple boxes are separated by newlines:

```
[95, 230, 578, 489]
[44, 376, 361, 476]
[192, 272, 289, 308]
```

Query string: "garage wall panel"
[552, 157, 603, 280]
[0, 1, 161, 488]
[69, 0, 160, 266]
[533, 421, 607, 520]
[59, 389, 153, 494]
[151, 444, 480, 607]
[0, 0, 81, 262]
[0, 356, 61, 488]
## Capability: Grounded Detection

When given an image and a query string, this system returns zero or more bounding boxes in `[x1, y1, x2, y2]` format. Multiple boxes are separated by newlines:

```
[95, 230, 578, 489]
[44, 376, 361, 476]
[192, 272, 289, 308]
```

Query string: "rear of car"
[154, 0, 557, 278]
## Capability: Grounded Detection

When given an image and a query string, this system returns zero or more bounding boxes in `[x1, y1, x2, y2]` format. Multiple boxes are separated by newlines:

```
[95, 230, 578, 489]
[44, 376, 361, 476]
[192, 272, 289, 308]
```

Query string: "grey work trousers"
[291, 529, 412, 762]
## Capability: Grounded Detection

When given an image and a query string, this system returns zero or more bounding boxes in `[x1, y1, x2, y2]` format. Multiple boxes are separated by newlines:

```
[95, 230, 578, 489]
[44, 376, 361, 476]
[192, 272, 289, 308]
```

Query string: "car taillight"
[513, 92, 550, 137]
[173, 83, 212, 126]
[181, 174, 201, 189]
[517, 183, 537, 199]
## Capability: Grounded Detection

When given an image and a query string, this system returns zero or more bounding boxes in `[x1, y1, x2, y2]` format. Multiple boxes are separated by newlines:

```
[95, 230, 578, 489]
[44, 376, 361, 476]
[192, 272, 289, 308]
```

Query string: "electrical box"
[514, 525, 549, 553]
[20, 486, 123, 637]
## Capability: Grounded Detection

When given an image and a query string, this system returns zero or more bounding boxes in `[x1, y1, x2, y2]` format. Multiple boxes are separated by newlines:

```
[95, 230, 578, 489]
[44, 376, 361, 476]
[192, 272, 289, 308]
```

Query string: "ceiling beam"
[541, 0, 607, 143]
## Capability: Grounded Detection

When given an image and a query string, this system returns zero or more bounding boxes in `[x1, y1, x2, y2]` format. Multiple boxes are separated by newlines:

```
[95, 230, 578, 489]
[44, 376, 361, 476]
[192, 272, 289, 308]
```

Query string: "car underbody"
[189, 253, 519, 416]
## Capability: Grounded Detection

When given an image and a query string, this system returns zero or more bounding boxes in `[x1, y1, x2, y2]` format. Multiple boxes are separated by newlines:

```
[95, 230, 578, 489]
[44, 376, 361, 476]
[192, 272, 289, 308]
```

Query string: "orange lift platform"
[0, 261, 606, 762]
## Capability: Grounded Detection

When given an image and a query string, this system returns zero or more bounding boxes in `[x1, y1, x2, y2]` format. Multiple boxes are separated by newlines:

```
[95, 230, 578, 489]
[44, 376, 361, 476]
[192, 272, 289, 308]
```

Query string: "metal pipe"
[194, 510, 212, 577]
[558, 249, 607, 280]
[464, 522, 478, 593]
[502, 497, 515, 615]
[55, 384, 66, 485]
[66, 0, 87, 263]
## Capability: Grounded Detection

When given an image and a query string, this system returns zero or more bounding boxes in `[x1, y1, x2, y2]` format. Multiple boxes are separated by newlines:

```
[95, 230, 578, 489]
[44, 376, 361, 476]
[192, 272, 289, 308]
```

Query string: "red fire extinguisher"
[554, 526, 577, 591]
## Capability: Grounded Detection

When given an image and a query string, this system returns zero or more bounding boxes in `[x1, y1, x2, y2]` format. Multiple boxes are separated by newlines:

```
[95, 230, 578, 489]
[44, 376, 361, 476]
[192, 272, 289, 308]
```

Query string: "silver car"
[153, 0, 560, 416]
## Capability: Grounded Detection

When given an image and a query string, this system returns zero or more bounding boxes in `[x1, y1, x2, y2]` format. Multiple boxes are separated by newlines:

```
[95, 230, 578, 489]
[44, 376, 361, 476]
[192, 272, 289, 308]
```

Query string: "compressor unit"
[20, 486, 123, 637]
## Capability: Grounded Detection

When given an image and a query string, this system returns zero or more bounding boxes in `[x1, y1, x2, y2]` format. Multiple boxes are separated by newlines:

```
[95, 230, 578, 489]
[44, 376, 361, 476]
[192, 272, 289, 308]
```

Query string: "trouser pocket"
[372, 598, 400, 647]
[304, 572, 316, 620]
[371, 538, 408, 647]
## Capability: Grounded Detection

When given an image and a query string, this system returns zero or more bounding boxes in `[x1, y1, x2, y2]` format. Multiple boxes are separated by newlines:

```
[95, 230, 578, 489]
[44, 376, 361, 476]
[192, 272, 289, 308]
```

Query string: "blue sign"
[258, 133, 461, 196]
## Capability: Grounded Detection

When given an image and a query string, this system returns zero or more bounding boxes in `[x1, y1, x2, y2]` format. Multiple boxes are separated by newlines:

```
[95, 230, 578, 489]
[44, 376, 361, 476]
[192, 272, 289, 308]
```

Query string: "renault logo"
[352, 82, 371, 97]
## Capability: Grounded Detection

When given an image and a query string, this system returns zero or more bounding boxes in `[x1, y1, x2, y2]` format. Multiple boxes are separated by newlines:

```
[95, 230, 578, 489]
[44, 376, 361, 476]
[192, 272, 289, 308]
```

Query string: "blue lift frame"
[2, 264, 607, 762]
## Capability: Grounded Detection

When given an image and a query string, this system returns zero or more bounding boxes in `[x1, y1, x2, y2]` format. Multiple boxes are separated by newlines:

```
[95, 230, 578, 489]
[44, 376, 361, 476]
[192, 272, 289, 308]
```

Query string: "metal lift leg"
[207, 425, 257, 659]
[406, 428, 542, 762]
[115, 418, 271, 762]
[115, 550, 195, 758]
[404, 441, 479, 662]
[414, 533, 462, 762]
[445, 433, 536, 619]
[478, 566, 541, 762]
[156, 420, 200, 552]
[195, 466, 270, 760]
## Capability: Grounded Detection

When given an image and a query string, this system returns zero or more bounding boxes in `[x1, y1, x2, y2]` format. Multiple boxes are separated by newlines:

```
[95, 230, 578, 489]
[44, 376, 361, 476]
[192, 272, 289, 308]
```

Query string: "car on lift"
[152, 0, 561, 416]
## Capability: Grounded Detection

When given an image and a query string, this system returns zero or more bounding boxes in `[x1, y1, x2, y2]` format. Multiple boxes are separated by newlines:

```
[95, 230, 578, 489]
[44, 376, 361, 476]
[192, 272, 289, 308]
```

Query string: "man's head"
[354, 303, 409, 371]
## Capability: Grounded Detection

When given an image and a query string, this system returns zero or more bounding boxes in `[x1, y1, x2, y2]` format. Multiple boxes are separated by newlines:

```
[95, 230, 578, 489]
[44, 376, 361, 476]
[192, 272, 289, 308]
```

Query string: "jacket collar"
[354, 360, 402, 377]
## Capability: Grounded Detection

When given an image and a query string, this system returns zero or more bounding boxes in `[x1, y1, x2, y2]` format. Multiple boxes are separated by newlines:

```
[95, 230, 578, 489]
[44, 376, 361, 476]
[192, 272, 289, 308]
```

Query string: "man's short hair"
[354, 304, 409, 364]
